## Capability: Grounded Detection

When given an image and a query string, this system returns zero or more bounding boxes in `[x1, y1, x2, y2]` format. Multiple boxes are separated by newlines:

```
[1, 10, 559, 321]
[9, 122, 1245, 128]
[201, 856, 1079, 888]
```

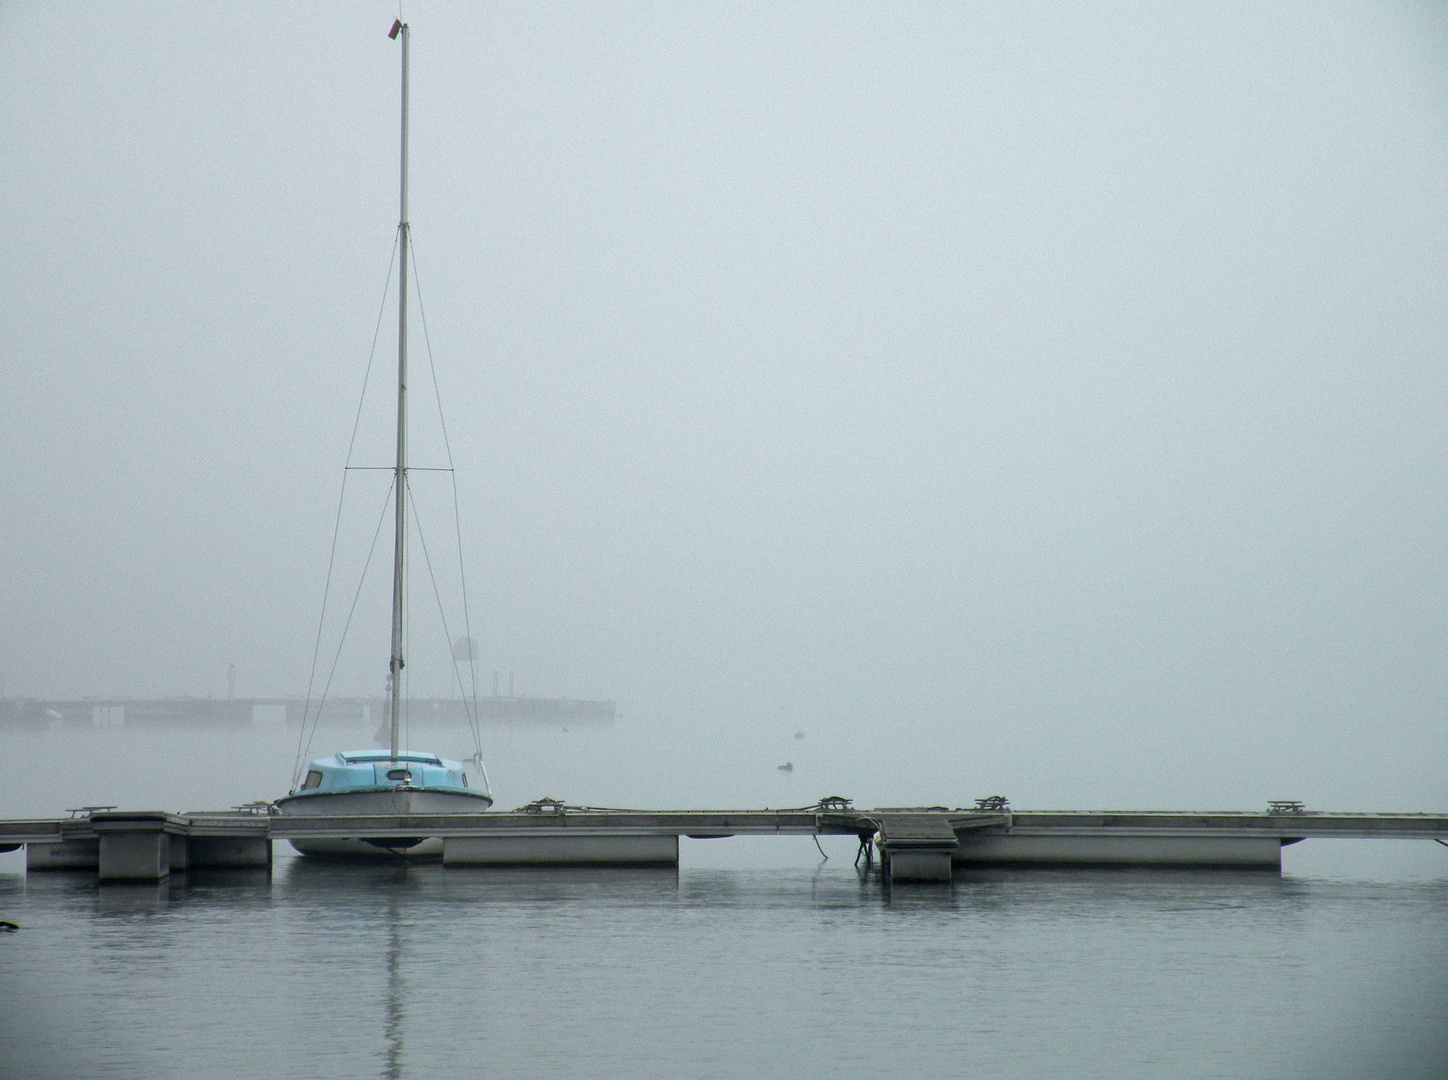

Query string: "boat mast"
[388, 18, 409, 763]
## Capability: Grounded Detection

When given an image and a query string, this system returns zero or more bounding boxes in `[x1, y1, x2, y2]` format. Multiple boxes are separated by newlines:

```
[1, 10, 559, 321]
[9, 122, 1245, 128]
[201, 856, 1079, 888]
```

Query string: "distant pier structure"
[0, 696, 616, 729]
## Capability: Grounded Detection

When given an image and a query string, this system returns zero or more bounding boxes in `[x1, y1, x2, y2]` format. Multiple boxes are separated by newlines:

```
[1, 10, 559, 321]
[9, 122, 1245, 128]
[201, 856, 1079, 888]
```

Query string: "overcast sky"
[2, 3, 1447, 810]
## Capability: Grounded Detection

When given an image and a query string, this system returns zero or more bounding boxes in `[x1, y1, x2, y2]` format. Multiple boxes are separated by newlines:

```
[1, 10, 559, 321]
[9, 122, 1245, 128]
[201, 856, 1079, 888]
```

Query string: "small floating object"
[793, 730, 805, 740]
[777, 762, 793, 772]
[0, 921, 18, 933]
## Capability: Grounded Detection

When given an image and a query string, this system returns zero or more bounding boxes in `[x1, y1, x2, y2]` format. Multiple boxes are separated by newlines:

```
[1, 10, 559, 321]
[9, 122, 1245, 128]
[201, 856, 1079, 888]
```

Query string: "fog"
[2, 3, 1447, 816]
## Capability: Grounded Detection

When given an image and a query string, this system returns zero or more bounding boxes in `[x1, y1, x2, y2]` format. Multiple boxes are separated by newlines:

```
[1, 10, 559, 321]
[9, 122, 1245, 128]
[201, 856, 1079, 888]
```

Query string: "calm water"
[2, 855, 1446, 1080]
[1, 725, 1445, 1077]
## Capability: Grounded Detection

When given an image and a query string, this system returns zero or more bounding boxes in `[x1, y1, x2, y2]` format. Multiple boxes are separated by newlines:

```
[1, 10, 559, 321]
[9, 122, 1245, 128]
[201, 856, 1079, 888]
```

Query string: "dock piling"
[875, 813, 961, 882]
[92, 812, 172, 881]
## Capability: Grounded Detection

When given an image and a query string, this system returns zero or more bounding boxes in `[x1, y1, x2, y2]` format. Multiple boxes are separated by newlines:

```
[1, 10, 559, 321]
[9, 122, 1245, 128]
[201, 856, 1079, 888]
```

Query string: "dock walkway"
[2, 806, 1445, 883]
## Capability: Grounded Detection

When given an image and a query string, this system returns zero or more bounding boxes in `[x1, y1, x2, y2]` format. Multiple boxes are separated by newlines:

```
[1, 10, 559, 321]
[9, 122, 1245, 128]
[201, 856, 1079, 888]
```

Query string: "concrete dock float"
[2, 804, 1445, 883]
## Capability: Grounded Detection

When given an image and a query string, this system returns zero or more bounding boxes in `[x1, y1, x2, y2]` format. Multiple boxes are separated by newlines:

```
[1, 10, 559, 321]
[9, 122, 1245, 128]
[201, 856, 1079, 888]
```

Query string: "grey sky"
[2, 3, 1446, 811]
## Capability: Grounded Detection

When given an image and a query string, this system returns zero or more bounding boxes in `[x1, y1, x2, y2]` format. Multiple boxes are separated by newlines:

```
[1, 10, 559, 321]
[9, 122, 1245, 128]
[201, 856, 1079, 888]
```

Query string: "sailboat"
[276, 19, 494, 853]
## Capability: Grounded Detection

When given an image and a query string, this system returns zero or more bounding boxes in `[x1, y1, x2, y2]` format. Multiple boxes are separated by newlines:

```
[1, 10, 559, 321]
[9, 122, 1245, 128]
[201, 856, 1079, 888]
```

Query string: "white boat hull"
[275, 786, 492, 860]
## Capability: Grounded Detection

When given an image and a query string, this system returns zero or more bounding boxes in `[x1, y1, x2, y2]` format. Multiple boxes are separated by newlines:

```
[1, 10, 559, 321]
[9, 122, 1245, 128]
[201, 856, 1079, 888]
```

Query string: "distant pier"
[3, 803, 1444, 883]
[0, 695, 616, 729]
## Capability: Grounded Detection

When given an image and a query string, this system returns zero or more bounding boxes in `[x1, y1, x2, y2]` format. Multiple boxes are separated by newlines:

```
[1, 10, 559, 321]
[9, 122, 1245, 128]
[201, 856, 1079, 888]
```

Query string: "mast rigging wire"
[292, 477, 397, 788]
[409, 231, 488, 776]
[292, 235, 400, 786]
[290, 227, 488, 786]
[405, 479, 487, 771]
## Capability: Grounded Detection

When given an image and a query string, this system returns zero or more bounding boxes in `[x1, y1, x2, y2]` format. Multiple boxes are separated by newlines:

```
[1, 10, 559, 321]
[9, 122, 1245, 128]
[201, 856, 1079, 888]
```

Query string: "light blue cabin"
[290, 750, 476, 798]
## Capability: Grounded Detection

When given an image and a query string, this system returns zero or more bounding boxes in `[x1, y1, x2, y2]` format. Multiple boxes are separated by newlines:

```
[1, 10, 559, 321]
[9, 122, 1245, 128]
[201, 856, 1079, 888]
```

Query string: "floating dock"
[3, 803, 1445, 883]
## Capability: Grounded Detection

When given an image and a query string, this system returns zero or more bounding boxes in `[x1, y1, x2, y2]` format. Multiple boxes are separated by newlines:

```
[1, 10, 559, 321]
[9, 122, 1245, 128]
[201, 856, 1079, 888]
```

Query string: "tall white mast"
[388, 18, 409, 763]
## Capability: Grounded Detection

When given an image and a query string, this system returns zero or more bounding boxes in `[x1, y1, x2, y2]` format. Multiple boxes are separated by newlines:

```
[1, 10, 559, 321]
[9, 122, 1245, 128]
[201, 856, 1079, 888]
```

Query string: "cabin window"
[302, 770, 323, 790]
[461, 773, 469, 788]
[386, 768, 411, 782]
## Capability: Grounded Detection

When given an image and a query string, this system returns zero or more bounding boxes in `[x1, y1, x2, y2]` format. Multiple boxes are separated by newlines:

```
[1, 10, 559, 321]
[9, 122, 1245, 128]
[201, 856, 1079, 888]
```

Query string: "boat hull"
[274, 786, 492, 861]
[284, 835, 445, 860]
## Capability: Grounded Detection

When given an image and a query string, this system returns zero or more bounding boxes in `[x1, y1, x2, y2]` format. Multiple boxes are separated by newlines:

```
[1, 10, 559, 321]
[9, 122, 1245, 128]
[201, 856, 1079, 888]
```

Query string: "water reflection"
[277, 857, 682, 905]
[0, 856, 1443, 1080]
[95, 880, 170, 914]
[383, 891, 403, 1080]
[183, 866, 273, 891]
